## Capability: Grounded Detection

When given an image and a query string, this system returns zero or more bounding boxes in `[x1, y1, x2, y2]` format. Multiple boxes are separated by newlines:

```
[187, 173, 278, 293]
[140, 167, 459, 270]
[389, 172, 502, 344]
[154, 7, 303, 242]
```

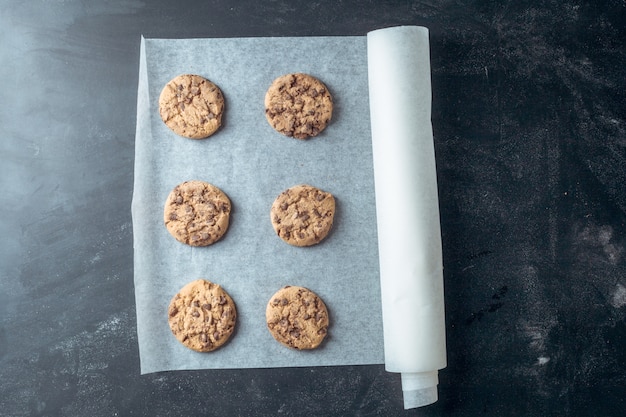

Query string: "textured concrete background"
[1, 1, 624, 415]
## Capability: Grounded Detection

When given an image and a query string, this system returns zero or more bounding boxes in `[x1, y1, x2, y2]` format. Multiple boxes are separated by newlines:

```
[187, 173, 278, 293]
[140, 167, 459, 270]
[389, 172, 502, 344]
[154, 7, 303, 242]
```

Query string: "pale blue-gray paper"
[132, 35, 384, 373]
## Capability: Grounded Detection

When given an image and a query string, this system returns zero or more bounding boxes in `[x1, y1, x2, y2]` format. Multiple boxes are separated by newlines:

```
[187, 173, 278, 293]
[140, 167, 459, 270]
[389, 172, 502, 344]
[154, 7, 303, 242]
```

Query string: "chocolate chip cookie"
[158, 74, 224, 139]
[270, 184, 335, 247]
[168, 279, 237, 352]
[264, 73, 333, 139]
[266, 285, 329, 350]
[164, 180, 231, 246]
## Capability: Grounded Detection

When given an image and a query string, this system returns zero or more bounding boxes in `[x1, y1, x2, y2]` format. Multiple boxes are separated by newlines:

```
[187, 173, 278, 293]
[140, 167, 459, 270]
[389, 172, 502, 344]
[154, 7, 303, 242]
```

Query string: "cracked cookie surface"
[270, 184, 335, 247]
[266, 285, 329, 350]
[159, 74, 224, 139]
[168, 279, 237, 352]
[164, 180, 231, 246]
[264, 73, 333, 139]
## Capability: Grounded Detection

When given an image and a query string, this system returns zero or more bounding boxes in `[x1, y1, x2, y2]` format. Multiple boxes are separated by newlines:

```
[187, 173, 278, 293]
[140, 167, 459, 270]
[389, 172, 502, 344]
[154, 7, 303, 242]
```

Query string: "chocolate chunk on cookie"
[159, 74, 224, 139]
[270, 184, 335, 247]
[266, 285, 329, 350]
[164, 180, 231, 246]
[264, 73, 333, 139]
[168, 279, 237, 352]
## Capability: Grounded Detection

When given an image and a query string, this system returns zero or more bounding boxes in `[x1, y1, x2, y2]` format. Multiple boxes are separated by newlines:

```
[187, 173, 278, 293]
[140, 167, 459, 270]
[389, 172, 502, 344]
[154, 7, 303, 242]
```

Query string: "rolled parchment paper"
[367, 26, 447, 409]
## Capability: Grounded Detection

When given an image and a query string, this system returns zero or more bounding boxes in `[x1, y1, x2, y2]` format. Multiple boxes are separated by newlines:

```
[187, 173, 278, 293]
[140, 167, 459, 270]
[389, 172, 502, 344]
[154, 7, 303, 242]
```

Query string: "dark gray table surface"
[1, 1, 625, 416]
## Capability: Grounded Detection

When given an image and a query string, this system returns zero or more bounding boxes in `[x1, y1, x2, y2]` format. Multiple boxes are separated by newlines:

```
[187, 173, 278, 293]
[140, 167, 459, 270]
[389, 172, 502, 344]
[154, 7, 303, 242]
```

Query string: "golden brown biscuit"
[270, 184, 335, 247]
[168, 279, 237, 352]
[164, 180, 231, 246]
[159, 74, 224, 139]
[264, 73, 333, 139]
[266, 286, 329, 350]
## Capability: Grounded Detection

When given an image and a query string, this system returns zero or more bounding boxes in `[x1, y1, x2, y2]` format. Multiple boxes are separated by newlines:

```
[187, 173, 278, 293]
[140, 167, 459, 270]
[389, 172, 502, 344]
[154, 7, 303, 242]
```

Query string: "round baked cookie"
[270, 184, 335, 247]
[264, 73, 333, 139]
[266, 285, 329, 350]
[159, 74, 224, 139]
[168, 279, 237, 352]
[164, 180, 231, 247]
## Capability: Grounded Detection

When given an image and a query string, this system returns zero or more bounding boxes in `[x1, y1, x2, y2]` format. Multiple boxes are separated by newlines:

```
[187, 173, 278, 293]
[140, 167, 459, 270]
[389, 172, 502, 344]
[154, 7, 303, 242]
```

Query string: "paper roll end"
[401, 371, 439, 409]
[368, 25, 429, 38]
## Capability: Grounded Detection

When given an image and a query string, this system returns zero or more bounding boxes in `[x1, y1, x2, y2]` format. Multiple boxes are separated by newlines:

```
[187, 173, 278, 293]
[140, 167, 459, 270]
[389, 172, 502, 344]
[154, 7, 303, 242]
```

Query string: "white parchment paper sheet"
[132, 35, 385, 373]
